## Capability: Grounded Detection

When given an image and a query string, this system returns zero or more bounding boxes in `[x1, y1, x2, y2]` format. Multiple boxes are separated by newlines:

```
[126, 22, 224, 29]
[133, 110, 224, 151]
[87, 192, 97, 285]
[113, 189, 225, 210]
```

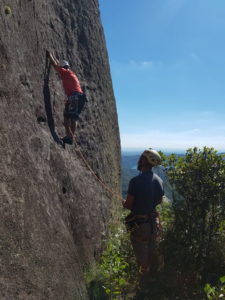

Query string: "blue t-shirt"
[127, 170, 164, 214]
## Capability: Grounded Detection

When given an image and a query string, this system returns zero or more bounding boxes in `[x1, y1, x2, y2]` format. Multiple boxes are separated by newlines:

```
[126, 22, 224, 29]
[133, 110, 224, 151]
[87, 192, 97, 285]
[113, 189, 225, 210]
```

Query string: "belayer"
[47, 50, 87, 145]
[123, 148, 164, 294]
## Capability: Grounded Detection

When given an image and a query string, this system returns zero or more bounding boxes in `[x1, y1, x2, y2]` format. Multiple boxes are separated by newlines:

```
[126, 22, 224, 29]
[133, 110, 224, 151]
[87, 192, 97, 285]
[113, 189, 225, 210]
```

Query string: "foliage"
[87, 147, 225, 299]
[161, 147, 225, 296]
[85, 211, 137, 299]
[204, 276, 225, 299]
[86, 202, 175, 299]
[99, 219, 137, 298]
[158, 201, 174, 231]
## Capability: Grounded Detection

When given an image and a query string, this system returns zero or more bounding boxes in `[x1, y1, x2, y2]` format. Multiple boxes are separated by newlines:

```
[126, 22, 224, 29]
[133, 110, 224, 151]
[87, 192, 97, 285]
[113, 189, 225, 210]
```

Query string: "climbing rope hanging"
[73, 138, 124, 203]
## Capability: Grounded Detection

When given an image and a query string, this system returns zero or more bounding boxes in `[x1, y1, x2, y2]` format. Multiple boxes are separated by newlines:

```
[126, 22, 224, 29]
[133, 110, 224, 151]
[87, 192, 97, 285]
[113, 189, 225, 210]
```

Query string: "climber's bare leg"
[71, 119, 77, 137]
[64, 117, 73, 139]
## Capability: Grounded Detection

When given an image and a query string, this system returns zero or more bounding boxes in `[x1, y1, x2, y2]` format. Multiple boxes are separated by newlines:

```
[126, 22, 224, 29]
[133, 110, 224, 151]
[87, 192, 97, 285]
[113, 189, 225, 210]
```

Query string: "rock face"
[0, 1, 120, 299]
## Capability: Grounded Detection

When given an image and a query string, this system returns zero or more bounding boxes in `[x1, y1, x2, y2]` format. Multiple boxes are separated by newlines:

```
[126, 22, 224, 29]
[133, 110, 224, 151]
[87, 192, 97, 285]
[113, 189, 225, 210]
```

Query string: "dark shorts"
[64, 91, 87, 120]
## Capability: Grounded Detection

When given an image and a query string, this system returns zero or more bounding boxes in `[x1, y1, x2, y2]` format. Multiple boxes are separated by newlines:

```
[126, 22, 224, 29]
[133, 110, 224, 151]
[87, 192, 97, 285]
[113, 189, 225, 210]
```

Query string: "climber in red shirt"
[47, 50, 86, 145]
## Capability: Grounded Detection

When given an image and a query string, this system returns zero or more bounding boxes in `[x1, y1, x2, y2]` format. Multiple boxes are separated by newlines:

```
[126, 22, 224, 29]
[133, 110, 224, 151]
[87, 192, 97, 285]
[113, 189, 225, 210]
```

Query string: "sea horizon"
[122, 148, 225, 156]
[121, 148, 186, 156]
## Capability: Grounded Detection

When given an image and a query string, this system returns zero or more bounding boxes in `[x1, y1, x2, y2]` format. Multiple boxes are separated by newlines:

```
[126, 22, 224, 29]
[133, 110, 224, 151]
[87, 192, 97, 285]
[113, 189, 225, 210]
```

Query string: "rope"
[73, 138, 125, 203]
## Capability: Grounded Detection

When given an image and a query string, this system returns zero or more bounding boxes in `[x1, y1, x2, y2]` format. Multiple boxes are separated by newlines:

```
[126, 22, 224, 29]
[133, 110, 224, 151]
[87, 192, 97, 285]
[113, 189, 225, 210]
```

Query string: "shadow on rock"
[43, 52, 62, 145]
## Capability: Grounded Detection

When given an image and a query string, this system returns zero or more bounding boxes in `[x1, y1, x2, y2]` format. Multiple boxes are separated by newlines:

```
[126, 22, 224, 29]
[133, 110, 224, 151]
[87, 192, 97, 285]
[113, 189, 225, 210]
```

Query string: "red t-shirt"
[56, 66, 83, 96]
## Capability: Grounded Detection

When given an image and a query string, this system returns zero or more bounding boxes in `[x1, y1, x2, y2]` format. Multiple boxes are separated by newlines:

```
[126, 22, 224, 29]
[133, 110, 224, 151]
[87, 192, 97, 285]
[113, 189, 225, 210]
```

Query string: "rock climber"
[123, 148, 164, 292]
[47, 50, 85, 145]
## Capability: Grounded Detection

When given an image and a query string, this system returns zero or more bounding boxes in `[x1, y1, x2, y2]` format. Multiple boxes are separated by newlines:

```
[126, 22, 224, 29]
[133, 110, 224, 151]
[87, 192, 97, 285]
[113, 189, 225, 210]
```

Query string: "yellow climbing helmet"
[142, 148, 161, 166]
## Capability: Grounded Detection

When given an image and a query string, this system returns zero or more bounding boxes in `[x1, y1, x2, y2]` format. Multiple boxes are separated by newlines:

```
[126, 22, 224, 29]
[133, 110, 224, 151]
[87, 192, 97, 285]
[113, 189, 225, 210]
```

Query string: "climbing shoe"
[61, 136, 73, 145]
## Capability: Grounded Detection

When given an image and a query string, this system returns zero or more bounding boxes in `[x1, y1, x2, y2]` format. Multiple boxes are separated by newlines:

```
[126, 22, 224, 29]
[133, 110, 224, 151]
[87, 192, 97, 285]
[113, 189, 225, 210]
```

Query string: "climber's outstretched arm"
[47, 50, 59, 69]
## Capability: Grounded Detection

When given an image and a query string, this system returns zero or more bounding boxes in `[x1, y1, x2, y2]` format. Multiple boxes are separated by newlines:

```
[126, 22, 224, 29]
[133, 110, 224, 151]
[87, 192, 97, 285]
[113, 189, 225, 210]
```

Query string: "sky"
[99, 0, 225, 152]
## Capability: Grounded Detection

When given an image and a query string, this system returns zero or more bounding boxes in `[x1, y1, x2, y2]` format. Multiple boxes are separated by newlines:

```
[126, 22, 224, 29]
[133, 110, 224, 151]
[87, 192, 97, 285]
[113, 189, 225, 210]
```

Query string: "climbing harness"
[64, 92, 87, 120]
[124, 212, 161, 234]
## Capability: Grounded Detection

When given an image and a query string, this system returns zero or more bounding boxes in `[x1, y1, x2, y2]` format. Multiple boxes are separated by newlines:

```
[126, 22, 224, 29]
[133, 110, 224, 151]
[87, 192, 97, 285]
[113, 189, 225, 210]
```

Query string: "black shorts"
[64, 92, 86, 120]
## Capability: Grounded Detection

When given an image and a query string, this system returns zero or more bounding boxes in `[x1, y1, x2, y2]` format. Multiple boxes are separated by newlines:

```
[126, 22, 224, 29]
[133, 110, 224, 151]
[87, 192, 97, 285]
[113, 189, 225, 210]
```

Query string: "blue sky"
[99, 0, 225, 152]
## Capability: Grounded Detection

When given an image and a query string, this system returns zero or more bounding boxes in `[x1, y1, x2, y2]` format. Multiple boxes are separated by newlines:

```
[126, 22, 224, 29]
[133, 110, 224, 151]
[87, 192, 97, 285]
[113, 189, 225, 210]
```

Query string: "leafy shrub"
[85, 212, 137, 299]
[162, 147, 225, 295]
[99, 221, 137, 297]
[204, 276, 225, 299]
[87, 147, 225, 299]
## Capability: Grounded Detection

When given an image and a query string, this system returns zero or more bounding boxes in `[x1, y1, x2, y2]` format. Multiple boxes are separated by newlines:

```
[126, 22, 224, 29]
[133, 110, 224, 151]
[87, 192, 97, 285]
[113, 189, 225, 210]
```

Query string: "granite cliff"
[0, 0, 120, 299]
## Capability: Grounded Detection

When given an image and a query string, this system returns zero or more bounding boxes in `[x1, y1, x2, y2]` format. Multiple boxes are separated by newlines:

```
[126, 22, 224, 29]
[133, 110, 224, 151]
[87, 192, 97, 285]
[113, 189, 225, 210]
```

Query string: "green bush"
[87, 147, 225, 299]
[99, 222, 136, 297]
[162, 147, 225, 296]
[204, 276, 225, 299]
[85, 211, 137, 299]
